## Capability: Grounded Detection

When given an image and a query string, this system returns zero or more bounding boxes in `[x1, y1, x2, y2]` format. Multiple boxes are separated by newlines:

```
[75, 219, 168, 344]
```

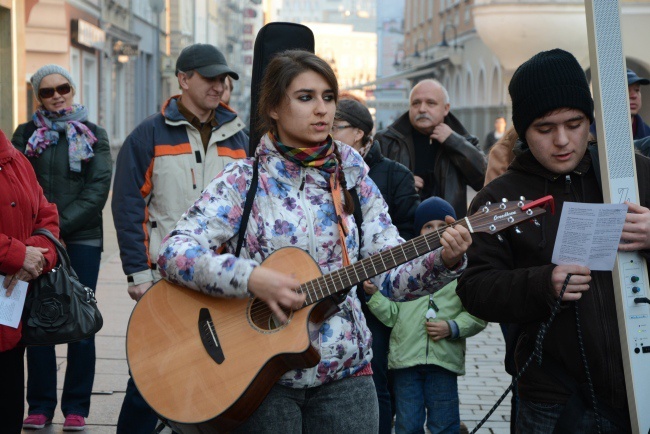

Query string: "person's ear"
[178, 73, 190, 90]
[354, 128, 364, 144]
[443, 103, 450, 117]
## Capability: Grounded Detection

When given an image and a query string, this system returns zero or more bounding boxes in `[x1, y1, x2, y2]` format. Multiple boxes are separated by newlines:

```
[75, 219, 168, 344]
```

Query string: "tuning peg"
[485, 201, 492, 206]
[497, 234, 504, 243]
[482, 206, 490, 213]
[515, 226, 522, 234]
[519, 196, 526, 201]
[533, 218, 540, 227]
[501, 198, 508, 203]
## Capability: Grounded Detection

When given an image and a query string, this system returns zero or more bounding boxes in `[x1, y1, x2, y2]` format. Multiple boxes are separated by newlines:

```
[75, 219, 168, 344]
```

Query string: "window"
[82, 51, 98, 122]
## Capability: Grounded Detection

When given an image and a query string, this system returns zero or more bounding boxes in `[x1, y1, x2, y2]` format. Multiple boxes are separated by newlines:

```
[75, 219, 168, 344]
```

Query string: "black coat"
[12, 121, 112, 242]
[364, 141, 420, 240]
[375, 111, 485, 218]
[457, 144, 650, 411]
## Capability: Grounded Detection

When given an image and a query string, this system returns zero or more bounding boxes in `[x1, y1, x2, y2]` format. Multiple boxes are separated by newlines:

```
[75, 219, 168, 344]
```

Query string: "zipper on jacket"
[191, 168, 197, 189]
[297, 170, 317, 257]
[564, 174, 571, 194]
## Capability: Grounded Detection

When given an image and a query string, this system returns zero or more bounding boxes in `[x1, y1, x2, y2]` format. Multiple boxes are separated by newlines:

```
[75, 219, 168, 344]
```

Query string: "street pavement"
[22, 190, 513, 434]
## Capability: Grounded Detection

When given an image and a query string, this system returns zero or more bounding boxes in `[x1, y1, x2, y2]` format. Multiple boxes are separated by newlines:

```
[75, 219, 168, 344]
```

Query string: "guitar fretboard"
[299, 219, 470, 306]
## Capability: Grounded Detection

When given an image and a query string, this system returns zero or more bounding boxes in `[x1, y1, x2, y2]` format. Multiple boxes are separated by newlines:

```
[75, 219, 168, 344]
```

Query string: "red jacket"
[0, 129, 59, 351]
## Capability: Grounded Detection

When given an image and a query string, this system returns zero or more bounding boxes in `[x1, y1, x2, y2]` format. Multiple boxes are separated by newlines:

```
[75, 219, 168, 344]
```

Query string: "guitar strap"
[234, 157, 363, 265]
[235, 158, 259, 258]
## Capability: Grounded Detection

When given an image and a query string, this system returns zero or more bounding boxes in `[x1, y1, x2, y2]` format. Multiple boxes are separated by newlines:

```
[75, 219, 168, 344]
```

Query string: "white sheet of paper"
[551, 202, 628, 271]
[0, 276, 29, 329]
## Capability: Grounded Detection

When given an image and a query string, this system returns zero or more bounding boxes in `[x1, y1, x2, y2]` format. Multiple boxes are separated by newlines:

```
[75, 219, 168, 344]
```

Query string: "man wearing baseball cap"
[627, 68, 650, 139]
[112, 43, 248, 433]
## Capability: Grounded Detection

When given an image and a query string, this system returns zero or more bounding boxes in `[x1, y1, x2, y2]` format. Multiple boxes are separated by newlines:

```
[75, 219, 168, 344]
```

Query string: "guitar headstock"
[467, 195, 553, 235]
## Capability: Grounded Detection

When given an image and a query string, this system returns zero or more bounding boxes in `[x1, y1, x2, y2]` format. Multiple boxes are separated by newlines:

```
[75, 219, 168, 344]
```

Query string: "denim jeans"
[363, 299, 394, 434]
[26, 243, 101, 418]
[116, 375, 159, 434]
[392, 364, 459, 434]
[233, 375, 379, 433]
[516, 399, 632, 434]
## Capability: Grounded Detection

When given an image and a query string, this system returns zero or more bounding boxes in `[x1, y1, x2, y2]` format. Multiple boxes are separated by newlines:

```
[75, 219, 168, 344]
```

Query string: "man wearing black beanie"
[457, 48, 650, 433]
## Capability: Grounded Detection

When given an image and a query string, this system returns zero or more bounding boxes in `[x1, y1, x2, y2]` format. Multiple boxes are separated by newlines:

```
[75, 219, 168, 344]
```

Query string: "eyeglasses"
[38, 83, 72, 99]
[331, 124, 353, 133]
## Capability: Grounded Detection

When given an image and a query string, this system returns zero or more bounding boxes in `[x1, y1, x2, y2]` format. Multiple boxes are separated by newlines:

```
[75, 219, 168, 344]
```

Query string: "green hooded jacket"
[367, 280, 486, 375]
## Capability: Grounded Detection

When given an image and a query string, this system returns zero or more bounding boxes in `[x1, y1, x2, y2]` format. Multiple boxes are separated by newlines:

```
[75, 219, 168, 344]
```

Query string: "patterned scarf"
[271, 133, 338, 174]
[26, 104, 97, 173]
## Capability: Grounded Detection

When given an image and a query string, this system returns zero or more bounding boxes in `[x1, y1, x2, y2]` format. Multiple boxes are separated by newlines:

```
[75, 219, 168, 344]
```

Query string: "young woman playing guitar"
[156, 50, 472, 433]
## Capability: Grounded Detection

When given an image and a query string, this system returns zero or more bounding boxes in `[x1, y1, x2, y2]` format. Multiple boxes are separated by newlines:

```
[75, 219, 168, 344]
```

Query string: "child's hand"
[425, 320, 451, 341]
[363, 280, 378, 295]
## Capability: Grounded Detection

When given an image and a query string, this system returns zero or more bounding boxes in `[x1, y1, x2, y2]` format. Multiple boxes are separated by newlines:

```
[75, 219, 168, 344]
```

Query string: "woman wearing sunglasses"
[11, 64, 112, 431]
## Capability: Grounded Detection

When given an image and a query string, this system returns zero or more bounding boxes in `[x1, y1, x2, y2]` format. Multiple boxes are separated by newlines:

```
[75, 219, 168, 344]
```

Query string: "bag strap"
[32, 228, 78, 279]
[235, 159, 259, 257]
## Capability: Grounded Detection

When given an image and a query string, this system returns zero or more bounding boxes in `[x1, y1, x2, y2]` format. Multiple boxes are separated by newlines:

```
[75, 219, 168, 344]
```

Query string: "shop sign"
[72, 19, 105, 49]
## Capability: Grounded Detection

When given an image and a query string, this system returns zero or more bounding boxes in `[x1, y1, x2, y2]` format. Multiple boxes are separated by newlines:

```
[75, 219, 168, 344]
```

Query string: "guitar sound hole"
[249, 298, 293, 332]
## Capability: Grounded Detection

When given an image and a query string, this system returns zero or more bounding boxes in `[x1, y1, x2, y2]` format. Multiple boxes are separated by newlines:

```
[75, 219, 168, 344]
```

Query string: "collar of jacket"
[162, 96, 239, 129]
[364, 141, 384, 168]
[384, 110, 472, 141]
[510, 142, 593, 181]
[255, 133, 365, 190]
[0, 130, 16, 164]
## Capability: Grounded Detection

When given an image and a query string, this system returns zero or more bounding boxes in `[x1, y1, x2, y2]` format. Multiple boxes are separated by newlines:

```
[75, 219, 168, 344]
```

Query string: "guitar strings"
[240, 206, 538, 326]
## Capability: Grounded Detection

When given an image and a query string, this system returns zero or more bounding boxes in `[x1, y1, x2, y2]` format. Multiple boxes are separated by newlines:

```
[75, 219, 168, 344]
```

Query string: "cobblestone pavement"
[22, 189, 514, 433]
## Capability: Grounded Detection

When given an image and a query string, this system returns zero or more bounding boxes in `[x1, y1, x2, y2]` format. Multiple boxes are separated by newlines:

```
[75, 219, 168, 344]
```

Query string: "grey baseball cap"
[175, 43, 239, 80]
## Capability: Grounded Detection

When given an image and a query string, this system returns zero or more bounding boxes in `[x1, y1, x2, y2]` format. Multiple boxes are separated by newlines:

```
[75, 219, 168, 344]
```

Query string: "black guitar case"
[248, 22, 315, 155]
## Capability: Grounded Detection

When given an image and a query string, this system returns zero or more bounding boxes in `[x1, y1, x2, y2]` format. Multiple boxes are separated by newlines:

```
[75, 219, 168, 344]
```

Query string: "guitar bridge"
[198, 308, 225, 364]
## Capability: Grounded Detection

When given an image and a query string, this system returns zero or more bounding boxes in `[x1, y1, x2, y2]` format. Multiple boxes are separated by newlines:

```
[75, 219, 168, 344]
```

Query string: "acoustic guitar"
[126, 196, 553, 433]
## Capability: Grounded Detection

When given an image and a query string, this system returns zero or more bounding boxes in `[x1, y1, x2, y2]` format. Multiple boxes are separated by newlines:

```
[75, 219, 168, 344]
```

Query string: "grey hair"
[409, 79, 450, 104]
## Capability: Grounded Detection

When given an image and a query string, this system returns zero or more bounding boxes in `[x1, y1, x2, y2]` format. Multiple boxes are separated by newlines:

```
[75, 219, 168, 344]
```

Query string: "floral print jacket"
[158, 133, 466, 388]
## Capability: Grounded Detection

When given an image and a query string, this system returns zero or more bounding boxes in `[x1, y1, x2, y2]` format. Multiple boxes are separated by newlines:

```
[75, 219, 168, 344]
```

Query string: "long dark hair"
[257, 50, 353, 214]
[257, 50, 339, 137]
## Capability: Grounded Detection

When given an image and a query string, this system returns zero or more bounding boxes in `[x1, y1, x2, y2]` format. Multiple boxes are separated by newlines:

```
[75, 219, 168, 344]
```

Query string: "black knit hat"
[335, 99, 374, 135]
[509, 48, 594, 139]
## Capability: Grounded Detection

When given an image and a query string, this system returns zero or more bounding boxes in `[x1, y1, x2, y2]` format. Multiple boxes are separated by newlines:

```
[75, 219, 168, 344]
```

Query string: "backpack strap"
[235, 159, 259, 257]
[349, 187, 363, 261]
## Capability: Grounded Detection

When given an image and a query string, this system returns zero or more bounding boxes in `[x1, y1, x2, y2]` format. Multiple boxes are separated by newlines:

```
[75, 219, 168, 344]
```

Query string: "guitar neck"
[300, 219, 470, 306]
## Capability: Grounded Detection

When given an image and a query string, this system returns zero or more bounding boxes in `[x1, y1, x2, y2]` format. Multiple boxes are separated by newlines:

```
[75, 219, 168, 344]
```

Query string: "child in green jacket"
[364, 197, 487, 434]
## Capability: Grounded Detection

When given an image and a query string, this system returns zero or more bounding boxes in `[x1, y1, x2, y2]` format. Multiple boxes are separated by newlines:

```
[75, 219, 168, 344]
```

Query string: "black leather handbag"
[21, 229, 103, 346]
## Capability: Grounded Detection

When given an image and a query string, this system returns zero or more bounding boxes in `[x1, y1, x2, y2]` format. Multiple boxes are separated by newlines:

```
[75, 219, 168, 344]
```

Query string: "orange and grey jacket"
[111, 96, 248, 285]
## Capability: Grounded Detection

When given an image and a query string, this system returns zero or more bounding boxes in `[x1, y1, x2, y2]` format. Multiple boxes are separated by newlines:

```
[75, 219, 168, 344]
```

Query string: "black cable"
[469, 273, 572, 434]
[574, 300, 601, 434]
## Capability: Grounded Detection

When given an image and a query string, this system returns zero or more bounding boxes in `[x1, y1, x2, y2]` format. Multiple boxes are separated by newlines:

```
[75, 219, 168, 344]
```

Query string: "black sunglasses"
[38, 83, 72, 99]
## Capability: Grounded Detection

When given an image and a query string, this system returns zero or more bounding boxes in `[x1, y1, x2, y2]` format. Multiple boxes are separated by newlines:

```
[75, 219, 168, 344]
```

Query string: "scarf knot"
[26, 104, 97, 172]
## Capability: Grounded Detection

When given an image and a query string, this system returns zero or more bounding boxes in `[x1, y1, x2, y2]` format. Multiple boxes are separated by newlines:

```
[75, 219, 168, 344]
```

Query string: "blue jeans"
[116, 375, 159, 434]
[516, 399, 631, 434]
[364, 303, 394, 434]
[26, 243, 101, 418]
[392, 365, 459, 434]
[233, 375, 379, 433]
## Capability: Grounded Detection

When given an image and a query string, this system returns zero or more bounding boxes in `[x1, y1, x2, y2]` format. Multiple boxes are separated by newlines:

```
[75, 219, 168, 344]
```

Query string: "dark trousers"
[0, 345, 26, 434]
[233, 375, 379, 433]
[516, 399, 631, 434]
[116, 375, 159, 434]
[364, 307, 395, 434]
[26, 244, 101, 418]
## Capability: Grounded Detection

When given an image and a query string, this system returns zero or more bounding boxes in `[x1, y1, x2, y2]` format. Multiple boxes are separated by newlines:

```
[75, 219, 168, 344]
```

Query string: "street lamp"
[413, 38, 430, 60]
[440, 23, 462, 51]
